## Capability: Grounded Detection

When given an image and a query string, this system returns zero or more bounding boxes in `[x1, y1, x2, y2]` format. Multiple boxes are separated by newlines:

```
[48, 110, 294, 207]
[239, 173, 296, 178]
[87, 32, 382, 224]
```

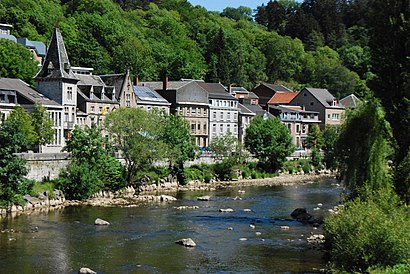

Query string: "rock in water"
[290, 208, 307, 218]
[94, 218, 110, 226]
[219, 208, 234, 212]
[197, 196, 211, 201]
[175, 238, 196, 247]
[79, 267, 96, 274]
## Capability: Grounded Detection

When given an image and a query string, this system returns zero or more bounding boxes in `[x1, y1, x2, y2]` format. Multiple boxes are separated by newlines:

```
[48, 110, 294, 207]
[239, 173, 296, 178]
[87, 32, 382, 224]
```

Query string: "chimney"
[162, 70, 168, 91]
[134, 74, 139, 86]
[228, 84, 232, 94]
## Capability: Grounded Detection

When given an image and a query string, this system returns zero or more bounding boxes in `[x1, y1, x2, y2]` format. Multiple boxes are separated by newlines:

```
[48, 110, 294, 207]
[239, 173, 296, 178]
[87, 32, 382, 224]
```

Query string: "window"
[227, 112, 231, 121]
[296, 124, 300, 133]
[227, 124, 231, 132]
[191, 123, 196, 134]
[67, 86, 73, 100]
[191, 107, 196, 116]
[220, 124, 223, 133]
[91, 106, 95, 112]
[8, 95, 15, 103]
[220, 112, 223, 120]
[0, 94, 4, 102]
[213, 112, 216, 119]
[212, 124, 216, 133]
[203, 123, 207, 134]
[332, 113, 340, 120]
[310, 101, 314, 106]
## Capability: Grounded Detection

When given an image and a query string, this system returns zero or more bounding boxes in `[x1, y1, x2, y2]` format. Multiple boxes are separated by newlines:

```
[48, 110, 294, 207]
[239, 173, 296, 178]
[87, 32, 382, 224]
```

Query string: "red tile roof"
[267, 91, 299, 105]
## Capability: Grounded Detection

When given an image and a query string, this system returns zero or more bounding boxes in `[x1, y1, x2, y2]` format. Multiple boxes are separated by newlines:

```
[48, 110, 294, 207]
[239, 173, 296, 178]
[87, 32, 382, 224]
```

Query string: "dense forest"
[1, 0, 376, 99]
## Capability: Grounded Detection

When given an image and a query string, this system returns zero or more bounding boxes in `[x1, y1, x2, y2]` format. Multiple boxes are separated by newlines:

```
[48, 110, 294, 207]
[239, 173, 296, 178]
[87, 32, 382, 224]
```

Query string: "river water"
[0, 178, 342, 273]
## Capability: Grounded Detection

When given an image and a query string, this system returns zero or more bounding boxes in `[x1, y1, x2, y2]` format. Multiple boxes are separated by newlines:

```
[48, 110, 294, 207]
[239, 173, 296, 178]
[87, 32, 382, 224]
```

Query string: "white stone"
[243, 209, 252, 212]
[94, 218, 110, 226]
[175, 238, 196, 247]
[197, 196, 211, 201]
[249, 224, 256, 229]
[280, 226, 290, 230]
[219, 208, 234, 213]
[79, 267, 97, 274]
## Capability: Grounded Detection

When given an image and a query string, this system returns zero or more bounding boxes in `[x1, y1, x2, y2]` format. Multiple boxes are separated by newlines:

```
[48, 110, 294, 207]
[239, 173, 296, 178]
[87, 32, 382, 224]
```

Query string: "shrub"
[324, 191, 410, 272]
[369, 262, 410, 274]
[30, 181, 55, 198]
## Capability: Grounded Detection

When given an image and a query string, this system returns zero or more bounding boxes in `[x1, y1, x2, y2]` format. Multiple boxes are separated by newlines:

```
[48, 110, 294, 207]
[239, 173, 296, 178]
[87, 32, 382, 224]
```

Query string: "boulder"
[197, 196, 211, 201]
[160, 195, 177, 202]
[175, 238, 196, 247]
[79, 267, 97, 274]
[219, 208, 234, 213]
[94, 218, 110, 226]
[291, 208, 307, 218]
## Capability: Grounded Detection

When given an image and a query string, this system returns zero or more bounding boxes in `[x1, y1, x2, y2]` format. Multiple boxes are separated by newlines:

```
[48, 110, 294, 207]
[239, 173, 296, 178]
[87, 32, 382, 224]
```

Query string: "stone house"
[290, 88, 344, 129]
[143, 80, 210, 147]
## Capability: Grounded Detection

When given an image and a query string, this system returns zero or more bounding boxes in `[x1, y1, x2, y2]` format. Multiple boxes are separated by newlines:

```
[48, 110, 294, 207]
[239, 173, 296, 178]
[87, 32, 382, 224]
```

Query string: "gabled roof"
[340, 94, 360, 108]
[300, 88, 343, 108]
[248, 92, 259, 99]
[99, 73, 125, 99]
[196, 82, 237, 100]
[268, 91, 299, 105]
[242, 103, 273, 118]
[261, 83, 292, 92]
[230, 86, 248, 94]
[76, 74, 106, 87]
[133, 86, 170, 104]
[0, 78, 60, 107]
[238, 103, 256, 116]
[35, 28, 78, 81]
[17, 38, 46, 56]
[139, 81, 192, 90]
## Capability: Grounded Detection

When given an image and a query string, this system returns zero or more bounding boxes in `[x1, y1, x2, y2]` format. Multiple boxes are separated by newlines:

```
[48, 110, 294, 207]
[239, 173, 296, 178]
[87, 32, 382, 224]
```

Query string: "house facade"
[269, 105, 320, 148]
[0, 78, 64, 153]
[144, 80, 210, 147]
[197, 82, 239, 144]
[133, 85, 171, 113]
[238, 103, 256, 144]
[290, 88, 344, 129]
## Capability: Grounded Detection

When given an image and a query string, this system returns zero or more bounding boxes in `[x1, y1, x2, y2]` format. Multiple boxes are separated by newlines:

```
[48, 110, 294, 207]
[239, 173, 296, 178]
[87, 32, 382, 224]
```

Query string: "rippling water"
[0, 178, 342, 273]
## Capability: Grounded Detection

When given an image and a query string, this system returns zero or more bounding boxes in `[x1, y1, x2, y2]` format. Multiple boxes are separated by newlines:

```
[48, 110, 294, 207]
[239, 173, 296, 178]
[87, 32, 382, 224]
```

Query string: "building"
[267, 91, 299, 107]
[143, 80, 210, 147]
[340, 94, 361, 109]
[196, 82, 239, 144]
[269, 105, 320, 148]
[290, 88, 344, 129]
[238, 103, 256, 144]
[133, 85, 171, 113]
[0, 78, 63, 153]
[252, 83, 292, 109]
[100, 70, 137, 109]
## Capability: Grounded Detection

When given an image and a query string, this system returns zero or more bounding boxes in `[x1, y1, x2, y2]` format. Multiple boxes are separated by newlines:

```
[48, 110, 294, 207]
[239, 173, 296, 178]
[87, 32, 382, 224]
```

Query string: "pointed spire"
[35, 28, 77, 81]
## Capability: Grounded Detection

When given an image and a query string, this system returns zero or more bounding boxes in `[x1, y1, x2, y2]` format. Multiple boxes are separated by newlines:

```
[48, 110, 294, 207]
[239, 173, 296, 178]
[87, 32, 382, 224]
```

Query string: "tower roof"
[35, 28, 78, 81]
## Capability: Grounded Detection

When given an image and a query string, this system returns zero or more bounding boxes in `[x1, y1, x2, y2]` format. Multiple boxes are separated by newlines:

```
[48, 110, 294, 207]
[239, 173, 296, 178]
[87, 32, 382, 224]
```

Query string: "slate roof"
[340, 94, 360, 108]
[0, 78, 60, 107]
[133, 86, 170, 104]
[17, 38, 46, 56]
[262, 83, 292, 92]
[99, 73, 127, 101]
[242, 103, 273, 118]
[76, 74, 106, 87]
[196, 82, 237, 100]
[35, 28, 78, 80]
[268, 91, 299, 105]
[0, 33, 17, 43]
[238, 103, 256, 116]
[248, 92, 259, 99]
[139, 81, 192, 90]
[301, 88, 343, 108]
[231, 86, 248, 94]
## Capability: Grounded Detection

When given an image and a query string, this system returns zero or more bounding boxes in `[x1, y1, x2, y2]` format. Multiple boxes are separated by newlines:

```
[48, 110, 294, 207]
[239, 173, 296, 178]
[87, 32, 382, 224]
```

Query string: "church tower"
[35, 28, 79, 140]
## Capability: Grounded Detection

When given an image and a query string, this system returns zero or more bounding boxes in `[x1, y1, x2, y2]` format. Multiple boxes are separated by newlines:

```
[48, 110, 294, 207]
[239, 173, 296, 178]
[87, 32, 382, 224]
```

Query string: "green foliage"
[105, 107, 167, 183]
[0, 119, 28, 206]
[322, 125, 340, 170]
[30, 181, 55, 198]
[245, 116, 294, 172]
[31, 103, 54, 150]
[368, 263, 410, 274]
[336, 99, 393, 198]
[282, 159, 312, 174]
[394, 149, 410, 204]
[0, 39, 39, 85]
[324, 191, 410, 272]
[7, 105, 36, 151]
[306, 124, 322, 149]
[61, 124, 124, 199]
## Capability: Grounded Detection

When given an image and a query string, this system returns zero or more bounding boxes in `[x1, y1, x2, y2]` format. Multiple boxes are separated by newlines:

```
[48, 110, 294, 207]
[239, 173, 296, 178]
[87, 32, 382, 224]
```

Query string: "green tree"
[105, 107, 167, 184]
[306, 124, 323, 168]
[0, 39, 39, 85]
[160, 113, 198, 184]
[322, 125, 339, 170]
[0, 118, 29, 207]
[245, 116, 294, 172]
[221, 6, 252, 21]
[336, 99, 393, 198]
[57, 124, 124, 200]
[31, 103, 54, 152]
[210, 132, 247, 180]
[7, 105, 36, 152]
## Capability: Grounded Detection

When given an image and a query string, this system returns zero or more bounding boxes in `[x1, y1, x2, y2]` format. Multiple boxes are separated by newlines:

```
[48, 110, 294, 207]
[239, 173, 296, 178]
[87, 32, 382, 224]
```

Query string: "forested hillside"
[0, 0, 372, 99]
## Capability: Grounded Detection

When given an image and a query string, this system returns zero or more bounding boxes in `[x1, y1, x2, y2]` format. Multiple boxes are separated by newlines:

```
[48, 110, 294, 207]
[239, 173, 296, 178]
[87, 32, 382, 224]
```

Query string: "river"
[0, 178, 342, 273]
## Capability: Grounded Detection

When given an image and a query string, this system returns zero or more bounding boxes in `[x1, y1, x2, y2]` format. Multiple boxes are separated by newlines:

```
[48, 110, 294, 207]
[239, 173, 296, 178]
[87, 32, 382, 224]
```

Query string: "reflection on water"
[0, 178, 342, 273]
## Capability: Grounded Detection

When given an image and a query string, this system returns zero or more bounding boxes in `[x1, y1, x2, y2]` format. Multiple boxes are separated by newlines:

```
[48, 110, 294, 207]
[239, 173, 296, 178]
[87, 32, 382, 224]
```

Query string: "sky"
[188, 0, 269, 12]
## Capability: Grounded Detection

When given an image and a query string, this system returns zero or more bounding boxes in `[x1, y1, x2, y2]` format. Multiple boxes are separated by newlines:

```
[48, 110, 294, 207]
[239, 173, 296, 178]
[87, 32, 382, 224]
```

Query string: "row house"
[252, 83, 292, 109]
[290, 88, 344, 129]
[269, 105, 320, 148]
[133, 85, 171, 113]
[0, 78, 63, 153]
[197, 82, 239, 144]
[143, 80, 209, 147]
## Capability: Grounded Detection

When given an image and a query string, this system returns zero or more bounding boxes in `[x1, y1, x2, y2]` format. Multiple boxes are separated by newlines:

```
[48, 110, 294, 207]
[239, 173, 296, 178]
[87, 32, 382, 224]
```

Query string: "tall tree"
[6, 105, 36, 152]
[245, 116, 294, 171]
[31, 103, 54, 152]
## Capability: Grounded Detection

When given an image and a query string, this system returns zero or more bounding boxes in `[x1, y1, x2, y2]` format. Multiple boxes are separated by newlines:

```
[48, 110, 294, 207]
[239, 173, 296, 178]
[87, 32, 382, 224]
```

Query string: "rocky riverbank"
[0, 172, 336, 219]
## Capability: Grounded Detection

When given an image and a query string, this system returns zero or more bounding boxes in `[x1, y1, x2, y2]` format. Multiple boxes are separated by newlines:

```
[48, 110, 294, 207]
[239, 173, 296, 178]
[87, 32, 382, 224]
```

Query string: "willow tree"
[336, 99, 393, 198]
